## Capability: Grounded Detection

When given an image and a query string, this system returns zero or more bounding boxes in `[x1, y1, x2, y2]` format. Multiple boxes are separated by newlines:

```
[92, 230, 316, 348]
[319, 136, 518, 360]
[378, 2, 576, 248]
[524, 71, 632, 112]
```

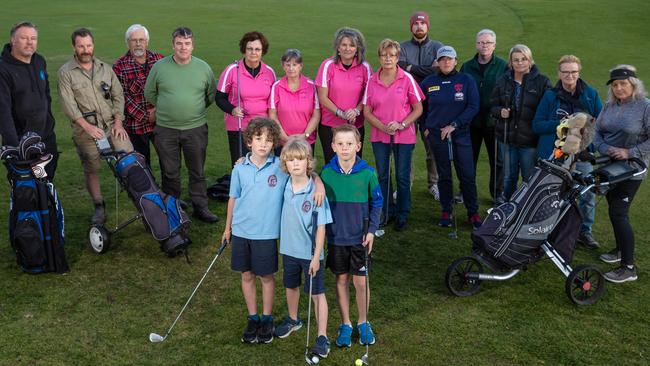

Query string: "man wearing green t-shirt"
[144, 27, 218, 223]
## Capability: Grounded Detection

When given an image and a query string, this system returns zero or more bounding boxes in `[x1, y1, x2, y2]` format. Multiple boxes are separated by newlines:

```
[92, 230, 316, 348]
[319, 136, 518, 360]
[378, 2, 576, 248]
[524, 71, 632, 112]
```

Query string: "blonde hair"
[508, 44, 534, 68]
[557, 55, 581, 71]
[606, 64, 648, 103]
[377, 38, 401, 58]
[280, 137, 315, 176]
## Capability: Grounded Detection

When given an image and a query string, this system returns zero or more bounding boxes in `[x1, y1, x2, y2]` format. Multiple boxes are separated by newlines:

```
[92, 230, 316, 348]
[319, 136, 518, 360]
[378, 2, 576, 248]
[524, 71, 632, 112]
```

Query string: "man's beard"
[132, 48, 145, 57]
[76, 52, 93, 63]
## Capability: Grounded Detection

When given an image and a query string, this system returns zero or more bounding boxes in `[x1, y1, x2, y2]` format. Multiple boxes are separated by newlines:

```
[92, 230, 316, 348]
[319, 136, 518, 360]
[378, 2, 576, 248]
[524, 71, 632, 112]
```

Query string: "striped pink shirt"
[217, 59, 276, 131]
[269, 75, 319, 144]
[362, 67, 424, 144]
[315, 57, 372, 128]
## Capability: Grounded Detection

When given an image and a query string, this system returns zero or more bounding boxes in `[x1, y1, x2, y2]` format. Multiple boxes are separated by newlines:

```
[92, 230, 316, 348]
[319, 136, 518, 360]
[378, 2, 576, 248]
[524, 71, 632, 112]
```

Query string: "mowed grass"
[1, 0, 650, 364]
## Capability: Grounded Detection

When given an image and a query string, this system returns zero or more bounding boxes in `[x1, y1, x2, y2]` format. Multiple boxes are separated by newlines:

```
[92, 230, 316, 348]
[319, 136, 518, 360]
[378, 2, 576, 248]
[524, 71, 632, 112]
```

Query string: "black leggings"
[606, 179, 642, 265]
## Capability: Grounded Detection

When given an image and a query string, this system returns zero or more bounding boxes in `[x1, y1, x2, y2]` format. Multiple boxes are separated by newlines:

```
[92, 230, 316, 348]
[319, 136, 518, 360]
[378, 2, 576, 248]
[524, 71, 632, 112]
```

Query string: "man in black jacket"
[0, 21, 58, 179]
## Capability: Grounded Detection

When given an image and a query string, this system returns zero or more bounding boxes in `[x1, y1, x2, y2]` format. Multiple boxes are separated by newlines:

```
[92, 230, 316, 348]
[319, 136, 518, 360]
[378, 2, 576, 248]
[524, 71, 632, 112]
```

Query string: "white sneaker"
[429, 184, 440, 201]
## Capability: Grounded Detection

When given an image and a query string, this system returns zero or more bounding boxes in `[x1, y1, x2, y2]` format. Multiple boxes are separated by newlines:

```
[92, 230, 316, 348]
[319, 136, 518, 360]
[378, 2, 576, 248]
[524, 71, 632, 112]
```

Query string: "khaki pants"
[72, 122, 133, 174]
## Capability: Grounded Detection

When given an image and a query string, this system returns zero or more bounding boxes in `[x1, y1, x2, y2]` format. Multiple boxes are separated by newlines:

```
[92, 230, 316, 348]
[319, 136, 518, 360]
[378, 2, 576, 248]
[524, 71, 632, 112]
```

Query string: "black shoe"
[395, 218, 408, 231]
[178, 199, 189, 210]
[193, 207, 219, 223]
[257, 318, 274, 344]
[577, 232, 600, 249]
[241, 318, 259, 343]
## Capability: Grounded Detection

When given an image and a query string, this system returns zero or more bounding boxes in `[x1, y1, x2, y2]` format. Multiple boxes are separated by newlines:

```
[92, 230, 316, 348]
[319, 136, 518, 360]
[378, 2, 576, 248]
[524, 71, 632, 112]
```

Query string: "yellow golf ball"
[355, 359, 363, 366]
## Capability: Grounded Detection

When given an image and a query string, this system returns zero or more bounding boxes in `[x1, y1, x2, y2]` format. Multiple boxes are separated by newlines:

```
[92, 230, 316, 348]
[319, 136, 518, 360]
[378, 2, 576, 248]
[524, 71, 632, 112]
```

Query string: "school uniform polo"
[280, 177, 333, 260]
[315, 57, 372, 128]
[363, 67, 424, 144]
[269, 75, 319, 144]
[217, 59, 276, 131]
[229, 153, 288, 239]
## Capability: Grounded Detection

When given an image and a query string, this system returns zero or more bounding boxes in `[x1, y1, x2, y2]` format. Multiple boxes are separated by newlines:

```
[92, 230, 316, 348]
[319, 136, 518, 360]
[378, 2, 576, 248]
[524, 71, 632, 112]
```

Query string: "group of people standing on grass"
[1, 9, 649, 356]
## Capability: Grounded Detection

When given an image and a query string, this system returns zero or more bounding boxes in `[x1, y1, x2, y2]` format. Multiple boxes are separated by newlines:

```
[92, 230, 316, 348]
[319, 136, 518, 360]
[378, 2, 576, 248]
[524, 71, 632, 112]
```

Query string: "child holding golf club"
[320, 124, 383, 348]
[275, 138, 333, 359]
[221, 118, 325, 344]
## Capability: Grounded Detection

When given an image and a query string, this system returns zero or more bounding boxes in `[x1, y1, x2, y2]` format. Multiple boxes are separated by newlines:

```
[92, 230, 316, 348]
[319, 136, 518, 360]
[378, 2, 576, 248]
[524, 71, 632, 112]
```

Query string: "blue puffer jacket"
[532, 79, 602, 159]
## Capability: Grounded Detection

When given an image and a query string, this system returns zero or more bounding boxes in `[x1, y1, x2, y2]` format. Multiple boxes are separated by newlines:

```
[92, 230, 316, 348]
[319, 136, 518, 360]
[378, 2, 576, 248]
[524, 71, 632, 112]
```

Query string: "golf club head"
[305, 354, 319, 365]
[448, 231, 458, 239]
[374, 229, 385, 237]
[361, 354, 369, 364]
[149, 333, 165, 343]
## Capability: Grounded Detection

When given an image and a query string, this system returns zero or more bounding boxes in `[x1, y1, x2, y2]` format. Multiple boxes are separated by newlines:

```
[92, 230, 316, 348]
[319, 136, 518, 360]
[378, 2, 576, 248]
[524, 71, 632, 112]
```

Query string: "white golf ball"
[311, 355, 319, 364]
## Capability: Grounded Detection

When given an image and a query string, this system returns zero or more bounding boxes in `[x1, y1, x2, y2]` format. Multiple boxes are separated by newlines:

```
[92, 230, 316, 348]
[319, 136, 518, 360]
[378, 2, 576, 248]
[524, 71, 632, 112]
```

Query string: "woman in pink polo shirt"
[316, 27, 372, 163]
[216, 31, 276, 165]
[269, 49, 320, 155]
[363, 39, 424, 231]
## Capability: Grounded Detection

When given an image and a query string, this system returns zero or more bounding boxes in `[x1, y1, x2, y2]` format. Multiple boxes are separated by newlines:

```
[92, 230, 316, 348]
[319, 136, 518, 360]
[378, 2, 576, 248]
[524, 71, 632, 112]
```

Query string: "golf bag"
[112, 151, 190, 255]
[472, 159, 581, 268]
[207, 174, 230, 202]
[2, 134, 68, 274]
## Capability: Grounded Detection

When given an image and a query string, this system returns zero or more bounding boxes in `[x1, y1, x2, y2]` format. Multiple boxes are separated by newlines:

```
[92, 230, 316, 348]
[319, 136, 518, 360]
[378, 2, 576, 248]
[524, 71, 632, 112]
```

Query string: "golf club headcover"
[19, 131, 41, 160]
[0, 145, 20, 161]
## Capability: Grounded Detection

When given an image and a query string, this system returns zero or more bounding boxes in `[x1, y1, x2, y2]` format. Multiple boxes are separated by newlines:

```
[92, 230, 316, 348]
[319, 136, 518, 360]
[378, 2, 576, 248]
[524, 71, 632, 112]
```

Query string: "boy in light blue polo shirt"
[274, 138, 333, 359]
[221, 118, 325, 345]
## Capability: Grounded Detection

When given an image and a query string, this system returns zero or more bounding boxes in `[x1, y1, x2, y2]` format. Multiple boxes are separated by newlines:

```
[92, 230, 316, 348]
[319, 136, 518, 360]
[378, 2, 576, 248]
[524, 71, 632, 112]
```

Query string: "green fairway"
[1, 0, 649, 364]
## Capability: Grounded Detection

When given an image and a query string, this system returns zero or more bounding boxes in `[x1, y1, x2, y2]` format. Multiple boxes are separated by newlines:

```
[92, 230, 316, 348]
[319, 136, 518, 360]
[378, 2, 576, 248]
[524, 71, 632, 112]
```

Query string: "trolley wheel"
[88, 225, 111, 254]
[565, 264, 605, 305]
[445, 256, 483, 297]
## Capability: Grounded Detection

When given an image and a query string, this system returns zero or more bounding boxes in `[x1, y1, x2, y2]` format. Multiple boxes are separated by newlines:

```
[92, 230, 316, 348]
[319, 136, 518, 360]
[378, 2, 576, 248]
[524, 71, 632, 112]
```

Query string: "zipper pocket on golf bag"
[13, 215, 46, 268]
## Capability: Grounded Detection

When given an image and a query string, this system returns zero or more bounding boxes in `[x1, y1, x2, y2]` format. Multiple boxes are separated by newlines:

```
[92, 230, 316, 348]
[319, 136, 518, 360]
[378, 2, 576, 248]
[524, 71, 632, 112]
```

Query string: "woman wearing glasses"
[216, 31, 276, 165]
[490, 44, 551, 201]
[532, 55, 603, 250]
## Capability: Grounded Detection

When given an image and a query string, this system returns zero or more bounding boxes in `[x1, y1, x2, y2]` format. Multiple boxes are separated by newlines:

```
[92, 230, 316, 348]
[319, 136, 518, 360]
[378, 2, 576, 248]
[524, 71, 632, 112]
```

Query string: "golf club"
[502, 102, 510, 203]
[447, 133, 458, 239]
[305, 211, 319, 365]
[149, 239, 229, 343]
[358, 217, 370, 365]
[375, 134, 393, 237]
[236, 60, 243, 160]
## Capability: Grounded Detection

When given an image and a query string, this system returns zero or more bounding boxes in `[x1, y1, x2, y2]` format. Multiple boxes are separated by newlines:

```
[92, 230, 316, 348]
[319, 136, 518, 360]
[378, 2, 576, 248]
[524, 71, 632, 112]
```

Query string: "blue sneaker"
[311, 335, 331, 358]
[357, 322, 376, 345]
[335, 323, 353, 347]
[274, 316, 302, 338]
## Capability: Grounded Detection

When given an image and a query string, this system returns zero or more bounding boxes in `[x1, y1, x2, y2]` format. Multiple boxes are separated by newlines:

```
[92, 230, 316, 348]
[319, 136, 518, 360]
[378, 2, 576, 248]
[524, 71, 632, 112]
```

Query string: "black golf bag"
[2, 134, 68, 274]
[472, 159, 582, 268]
[112, 151, 190, 255]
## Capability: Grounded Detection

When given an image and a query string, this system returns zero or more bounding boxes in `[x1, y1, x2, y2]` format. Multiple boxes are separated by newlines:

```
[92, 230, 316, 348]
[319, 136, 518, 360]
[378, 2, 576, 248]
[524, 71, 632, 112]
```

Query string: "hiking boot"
[395, 218, 408, 232]
[273, 316, 302, 338]
[241, 317, 259, 343]
[577, 232, 600, 249]
[469, 213, 482, 229]
[193, 206, 219, 223]
[429, 184, 440, 201]
[357, 321, 376, 345]
[311, 335, 331, 358]
[599, 249, 621, 264]
[438, 211, 452, 227]
[604, 265, 637, 283]
[257, 317, 274, 344]
[454, 192, 464, 204]
[91, 201, 106, 225]
[335, 323, 353, 348]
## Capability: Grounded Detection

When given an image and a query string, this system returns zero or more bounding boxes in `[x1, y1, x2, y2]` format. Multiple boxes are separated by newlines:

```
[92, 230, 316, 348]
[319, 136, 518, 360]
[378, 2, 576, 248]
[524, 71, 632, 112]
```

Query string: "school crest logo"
[454, 84, 464, 101]
[454, 83, 463, 92]
[268, 175, 277, 187]
[302, 201, 312, 213]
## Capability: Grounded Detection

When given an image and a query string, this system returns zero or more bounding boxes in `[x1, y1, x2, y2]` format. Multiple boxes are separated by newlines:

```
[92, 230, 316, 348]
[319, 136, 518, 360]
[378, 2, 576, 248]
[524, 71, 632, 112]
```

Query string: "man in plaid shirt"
[113, 24, 163, 165]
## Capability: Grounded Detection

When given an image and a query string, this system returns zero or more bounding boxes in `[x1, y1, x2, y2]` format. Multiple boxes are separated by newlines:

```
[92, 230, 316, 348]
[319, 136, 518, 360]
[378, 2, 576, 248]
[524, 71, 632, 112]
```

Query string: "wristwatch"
[305, 132, 311, 138]
[450, 122, 458, 129]
[401, 122, 407, 129]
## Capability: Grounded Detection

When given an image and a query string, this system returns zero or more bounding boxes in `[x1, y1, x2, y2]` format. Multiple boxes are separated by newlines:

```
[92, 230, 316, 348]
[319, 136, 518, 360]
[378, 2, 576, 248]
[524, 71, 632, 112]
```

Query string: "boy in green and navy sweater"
[320, 124, 383, 348]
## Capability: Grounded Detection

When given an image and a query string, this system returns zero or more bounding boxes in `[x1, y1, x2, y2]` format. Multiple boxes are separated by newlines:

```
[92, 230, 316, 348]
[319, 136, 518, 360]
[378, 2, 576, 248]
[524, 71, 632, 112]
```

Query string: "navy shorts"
[230, 235, 278, 276]
[326, 244, 371, 276]
[282, 255, 325, 295]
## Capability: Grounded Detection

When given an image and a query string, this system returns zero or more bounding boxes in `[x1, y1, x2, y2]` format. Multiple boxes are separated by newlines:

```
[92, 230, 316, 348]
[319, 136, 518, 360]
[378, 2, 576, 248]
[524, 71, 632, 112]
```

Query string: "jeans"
[499, 142, 537, 199]
[372, 142, 414, 221]
[575, 161, 595, 233]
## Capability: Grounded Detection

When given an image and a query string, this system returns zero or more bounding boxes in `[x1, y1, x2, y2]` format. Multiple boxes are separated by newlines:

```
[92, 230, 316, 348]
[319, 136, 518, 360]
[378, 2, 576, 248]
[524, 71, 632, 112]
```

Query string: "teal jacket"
[460, 54, 508, 128]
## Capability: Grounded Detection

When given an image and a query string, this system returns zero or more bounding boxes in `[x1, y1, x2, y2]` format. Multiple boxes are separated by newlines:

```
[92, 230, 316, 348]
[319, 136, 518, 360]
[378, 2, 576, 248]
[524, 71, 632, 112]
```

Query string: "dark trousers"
[428, 129, 478, 215]
[128, 131, 154, 167]
[318, 124, 365, 164]
[470, 124, 502, 200]
[43, 133, 59, 180]
[606, 179, 642, 266]
[227, 130, 250, 166]
[153, 124, 209, 210]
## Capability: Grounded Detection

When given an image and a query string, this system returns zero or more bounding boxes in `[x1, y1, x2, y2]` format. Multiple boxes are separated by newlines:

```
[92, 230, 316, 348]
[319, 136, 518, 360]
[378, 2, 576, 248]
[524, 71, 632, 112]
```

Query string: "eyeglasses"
[477, 41, 495, 46]
[246, 47, 263, 53]
[100, 81, 111, 100]
[559, 70, 579, 76]
[380, 53, 398, 59]
[512, 58, 528, 64]
[128, 38, 147, 44]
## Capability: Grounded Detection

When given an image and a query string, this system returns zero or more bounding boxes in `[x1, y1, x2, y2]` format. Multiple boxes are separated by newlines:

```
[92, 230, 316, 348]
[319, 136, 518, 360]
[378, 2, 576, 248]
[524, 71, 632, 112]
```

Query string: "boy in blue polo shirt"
[222, 118, 324, 344]
[274, 138, 333, 358]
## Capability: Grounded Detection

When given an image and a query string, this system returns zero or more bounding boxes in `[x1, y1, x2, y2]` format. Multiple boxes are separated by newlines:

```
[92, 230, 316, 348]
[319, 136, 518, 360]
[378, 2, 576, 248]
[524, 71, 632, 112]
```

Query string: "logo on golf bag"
[527, 224, 554, 235]
[302, 200, 312, 213]
[267, 175, 277, 187]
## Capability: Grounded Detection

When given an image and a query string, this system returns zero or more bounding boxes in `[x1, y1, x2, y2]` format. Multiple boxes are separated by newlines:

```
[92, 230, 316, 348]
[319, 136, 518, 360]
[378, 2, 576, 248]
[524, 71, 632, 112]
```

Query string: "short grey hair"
[332, 27, 366, 64]
[476, 29, 496, 42]
[124, 24, 150, 45]
[10, 21, 37, 38]
[281, 48, 303, 64]
[606, 64, 648, 103]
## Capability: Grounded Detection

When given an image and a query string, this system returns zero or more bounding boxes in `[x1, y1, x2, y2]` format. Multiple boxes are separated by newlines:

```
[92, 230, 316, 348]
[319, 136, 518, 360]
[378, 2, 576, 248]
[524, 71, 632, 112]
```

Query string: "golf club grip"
[362, 217, 369, 237]
[217, 240, 228, 256]
[310, 211, 318, 256]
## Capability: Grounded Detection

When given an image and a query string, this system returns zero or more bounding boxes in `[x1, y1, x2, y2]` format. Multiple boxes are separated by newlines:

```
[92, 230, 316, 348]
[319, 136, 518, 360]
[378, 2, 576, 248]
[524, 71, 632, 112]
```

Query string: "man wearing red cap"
[398, 11, 444, 200]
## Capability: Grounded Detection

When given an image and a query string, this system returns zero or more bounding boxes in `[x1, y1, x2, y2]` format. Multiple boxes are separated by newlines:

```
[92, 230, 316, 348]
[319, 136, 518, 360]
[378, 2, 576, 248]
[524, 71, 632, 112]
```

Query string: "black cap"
[607, 68, 636, 85]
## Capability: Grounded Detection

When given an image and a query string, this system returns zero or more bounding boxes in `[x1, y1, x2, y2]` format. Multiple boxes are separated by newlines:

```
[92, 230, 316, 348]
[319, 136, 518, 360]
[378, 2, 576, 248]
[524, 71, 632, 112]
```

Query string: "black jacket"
[0, 43, 56, 147]
[490, 64, 551, 148]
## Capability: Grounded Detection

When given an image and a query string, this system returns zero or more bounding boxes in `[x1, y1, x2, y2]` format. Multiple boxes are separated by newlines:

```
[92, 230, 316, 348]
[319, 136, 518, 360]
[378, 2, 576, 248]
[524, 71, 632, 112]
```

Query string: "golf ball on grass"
[311, 355, 319, 364]
[355, 359, 363, 366]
